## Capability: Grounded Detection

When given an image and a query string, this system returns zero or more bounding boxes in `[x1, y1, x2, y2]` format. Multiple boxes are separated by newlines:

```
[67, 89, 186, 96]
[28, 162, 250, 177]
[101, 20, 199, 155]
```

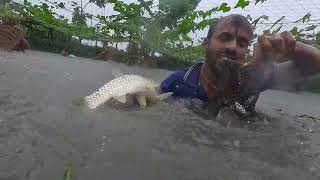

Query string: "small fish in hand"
[84, 68, 173, 109]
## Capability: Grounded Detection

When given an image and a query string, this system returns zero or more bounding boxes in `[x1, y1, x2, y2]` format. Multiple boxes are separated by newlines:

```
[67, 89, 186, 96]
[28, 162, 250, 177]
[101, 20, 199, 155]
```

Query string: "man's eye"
[219, 34, 232, 41]
[238, 40, 248, 47]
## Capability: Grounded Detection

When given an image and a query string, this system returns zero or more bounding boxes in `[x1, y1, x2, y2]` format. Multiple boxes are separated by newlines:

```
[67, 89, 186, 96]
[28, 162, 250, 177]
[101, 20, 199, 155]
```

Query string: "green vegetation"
[63, 161, 74, 180]
[72, 98, 85, 107]
[2, 0, 320, 61]
[1, 0, 320, 86]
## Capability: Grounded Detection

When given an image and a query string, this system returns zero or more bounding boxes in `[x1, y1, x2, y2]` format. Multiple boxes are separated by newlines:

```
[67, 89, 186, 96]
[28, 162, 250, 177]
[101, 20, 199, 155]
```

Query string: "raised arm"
[249, 32, 320, 89]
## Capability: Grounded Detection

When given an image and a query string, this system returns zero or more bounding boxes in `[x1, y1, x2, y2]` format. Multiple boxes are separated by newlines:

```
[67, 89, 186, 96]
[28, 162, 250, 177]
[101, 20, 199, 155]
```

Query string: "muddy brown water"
[0, 50, 319, 180]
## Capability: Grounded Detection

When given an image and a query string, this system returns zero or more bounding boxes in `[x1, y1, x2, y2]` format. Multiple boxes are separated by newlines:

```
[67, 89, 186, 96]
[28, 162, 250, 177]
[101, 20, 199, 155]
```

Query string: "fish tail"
[85, 89, 111, 109]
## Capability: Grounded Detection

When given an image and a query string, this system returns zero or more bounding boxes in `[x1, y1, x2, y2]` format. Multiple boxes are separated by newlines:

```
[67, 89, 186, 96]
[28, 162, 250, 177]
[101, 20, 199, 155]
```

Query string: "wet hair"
[206, 14, 252, 39]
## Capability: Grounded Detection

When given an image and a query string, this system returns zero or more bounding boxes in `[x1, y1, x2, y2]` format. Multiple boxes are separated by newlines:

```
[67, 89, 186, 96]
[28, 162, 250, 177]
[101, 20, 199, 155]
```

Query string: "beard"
[203, 48, 265, 115]
[205, 49, 243, 87]
[215, 57, 243, 93]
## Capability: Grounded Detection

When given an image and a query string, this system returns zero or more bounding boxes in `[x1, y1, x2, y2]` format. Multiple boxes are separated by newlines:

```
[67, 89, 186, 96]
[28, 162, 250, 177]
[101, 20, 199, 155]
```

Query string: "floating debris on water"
[0, 56, 9, 63]
[233, 140, 240, 147]
[308, 167, 316, 172]
[297, 114, 320, 124]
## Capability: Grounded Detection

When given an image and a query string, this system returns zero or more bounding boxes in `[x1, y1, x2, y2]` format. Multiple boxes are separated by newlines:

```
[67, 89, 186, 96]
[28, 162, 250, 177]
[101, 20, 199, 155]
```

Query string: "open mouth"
[219, 57, 243, 66]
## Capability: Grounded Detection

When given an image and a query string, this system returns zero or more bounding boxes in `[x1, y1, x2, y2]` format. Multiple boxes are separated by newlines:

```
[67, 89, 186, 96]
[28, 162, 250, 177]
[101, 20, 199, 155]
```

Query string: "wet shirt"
[161, 63, 208, 101]
[160, 62, 277, 102]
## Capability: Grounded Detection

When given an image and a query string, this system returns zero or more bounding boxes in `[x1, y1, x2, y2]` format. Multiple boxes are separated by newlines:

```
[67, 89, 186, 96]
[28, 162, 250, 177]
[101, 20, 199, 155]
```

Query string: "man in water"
[159, 14, 320, 116]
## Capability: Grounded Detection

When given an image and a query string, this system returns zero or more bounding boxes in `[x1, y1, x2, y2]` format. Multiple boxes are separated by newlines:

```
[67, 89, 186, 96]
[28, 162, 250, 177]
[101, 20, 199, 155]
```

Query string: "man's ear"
[202, 38, 209, 52]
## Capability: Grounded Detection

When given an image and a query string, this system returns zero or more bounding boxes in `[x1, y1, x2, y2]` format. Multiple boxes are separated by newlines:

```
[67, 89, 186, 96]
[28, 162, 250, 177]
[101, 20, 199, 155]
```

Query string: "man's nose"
[225, 40, 237, 56]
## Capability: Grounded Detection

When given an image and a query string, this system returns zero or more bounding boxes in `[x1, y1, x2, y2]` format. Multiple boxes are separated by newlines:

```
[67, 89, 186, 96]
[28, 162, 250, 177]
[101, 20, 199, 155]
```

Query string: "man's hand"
[252, 31, 296, 64]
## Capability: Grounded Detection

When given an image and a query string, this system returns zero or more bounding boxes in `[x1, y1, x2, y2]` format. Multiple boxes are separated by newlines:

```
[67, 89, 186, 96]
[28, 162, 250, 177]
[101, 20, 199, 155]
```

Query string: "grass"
[63, 161, 74, 180]
[72, 98, 85, 107]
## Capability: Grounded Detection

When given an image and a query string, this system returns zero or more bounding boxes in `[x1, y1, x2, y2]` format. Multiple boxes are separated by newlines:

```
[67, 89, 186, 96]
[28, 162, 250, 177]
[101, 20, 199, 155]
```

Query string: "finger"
[251, 41, 270, 64]
[258, 35, 274, 60]
[281, 31, 296, 53]
[269, 33, 285, 53]
[258, 35, 272, 51]
[252, 42, 262, 61]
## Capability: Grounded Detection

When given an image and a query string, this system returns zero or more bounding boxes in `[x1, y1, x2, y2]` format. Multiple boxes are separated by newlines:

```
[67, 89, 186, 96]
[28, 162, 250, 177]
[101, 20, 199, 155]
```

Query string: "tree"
[72, 7, 87, 43]
[158, 0, 201, 30]
[0, 0, 10, 6]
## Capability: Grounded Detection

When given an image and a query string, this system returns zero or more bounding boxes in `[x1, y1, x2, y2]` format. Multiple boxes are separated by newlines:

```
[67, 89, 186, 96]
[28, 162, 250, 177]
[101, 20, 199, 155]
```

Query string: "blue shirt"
[160, 62, 277, 102]
[160, 62, 208, 101]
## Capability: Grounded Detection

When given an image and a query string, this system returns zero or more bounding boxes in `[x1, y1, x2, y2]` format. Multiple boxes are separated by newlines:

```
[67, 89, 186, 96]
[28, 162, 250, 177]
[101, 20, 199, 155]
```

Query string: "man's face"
[203, 18, 252, 65]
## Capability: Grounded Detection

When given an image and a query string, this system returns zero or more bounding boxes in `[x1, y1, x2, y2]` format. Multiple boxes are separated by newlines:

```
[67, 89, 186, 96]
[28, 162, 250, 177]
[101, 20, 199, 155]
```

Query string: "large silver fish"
[84, 69, 173, 109]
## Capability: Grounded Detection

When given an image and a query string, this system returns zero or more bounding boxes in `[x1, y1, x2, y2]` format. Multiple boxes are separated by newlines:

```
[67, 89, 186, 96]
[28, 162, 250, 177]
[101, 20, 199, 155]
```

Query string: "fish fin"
[114, 95, 127, 103]
[157, 92, 173, 101]
[136, 95, 146, 107]
[144, 83, 159, 90]
[126, 94, 135, 105]
[144, 83, 159, 97]
[111, 68, 125, 78]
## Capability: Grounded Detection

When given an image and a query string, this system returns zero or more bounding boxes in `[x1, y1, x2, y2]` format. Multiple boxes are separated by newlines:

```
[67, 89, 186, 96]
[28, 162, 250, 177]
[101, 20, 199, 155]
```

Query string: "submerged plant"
[63, 161, 74, 180]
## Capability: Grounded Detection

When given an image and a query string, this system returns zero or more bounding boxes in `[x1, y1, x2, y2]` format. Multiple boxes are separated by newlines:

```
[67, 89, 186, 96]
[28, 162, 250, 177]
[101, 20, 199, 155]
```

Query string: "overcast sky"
[24, 0, 320, 47]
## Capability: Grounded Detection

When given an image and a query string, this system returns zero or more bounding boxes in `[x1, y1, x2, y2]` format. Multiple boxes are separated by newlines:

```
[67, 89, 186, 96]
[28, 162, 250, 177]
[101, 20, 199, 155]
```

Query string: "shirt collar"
[183, 62, 204, 87]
